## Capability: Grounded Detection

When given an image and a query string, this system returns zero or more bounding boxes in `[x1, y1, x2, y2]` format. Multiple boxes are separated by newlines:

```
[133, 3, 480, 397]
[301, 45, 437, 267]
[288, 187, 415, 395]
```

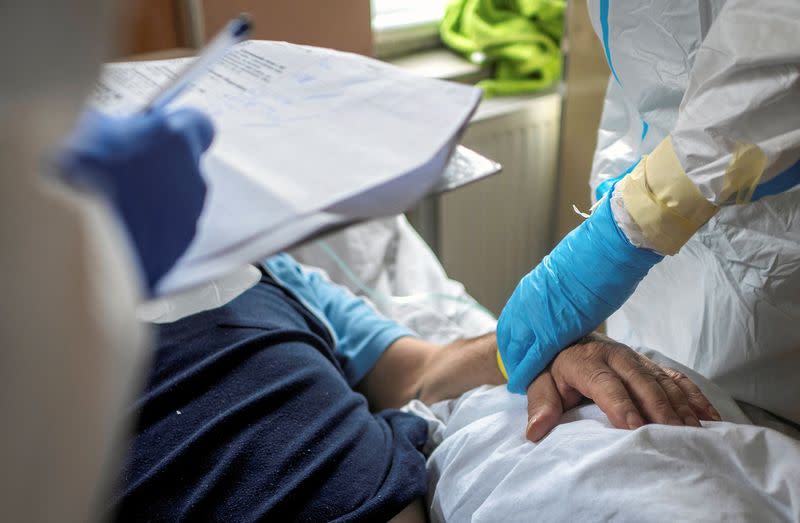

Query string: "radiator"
[409, 92, 562, 316]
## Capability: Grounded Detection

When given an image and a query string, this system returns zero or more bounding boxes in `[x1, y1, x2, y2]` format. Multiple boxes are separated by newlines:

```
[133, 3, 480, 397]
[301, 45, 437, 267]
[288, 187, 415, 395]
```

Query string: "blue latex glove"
[497, 191, 664, 393]
[59, 108, 215, 292]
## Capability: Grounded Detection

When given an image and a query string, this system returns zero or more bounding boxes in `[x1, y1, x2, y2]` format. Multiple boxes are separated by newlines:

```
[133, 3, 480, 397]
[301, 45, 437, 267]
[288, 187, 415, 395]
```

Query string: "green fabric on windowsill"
[440, 0, 565, 97]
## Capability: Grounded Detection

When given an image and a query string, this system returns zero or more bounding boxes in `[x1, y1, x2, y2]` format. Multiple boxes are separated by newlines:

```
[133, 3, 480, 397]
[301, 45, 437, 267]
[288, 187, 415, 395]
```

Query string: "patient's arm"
[356, 333, 505, 411]
[357, 333, 720, 438]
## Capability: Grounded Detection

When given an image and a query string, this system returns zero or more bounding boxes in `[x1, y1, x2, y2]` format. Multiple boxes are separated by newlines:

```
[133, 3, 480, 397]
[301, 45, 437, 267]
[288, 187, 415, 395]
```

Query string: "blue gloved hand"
[496, 190, 663, 393]
[60, 108, 215, 292]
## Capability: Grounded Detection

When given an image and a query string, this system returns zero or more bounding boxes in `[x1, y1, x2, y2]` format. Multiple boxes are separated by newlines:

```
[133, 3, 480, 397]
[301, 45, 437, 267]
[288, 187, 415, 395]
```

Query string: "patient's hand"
[525, 333, 721, 442]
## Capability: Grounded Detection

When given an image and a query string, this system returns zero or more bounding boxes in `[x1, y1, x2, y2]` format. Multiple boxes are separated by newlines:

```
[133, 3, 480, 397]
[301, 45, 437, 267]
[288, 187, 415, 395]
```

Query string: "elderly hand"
[525, 333, 721, 442]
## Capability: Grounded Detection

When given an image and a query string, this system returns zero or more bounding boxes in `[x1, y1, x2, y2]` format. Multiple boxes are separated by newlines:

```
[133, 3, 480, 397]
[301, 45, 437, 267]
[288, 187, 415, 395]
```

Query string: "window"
[371, 0, 451, 58]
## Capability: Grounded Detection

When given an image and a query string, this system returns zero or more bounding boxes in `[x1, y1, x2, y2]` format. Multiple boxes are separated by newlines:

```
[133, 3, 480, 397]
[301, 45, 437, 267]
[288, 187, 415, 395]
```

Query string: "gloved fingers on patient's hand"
[526, 370, 582, 442]
[664, 367, 722, 421]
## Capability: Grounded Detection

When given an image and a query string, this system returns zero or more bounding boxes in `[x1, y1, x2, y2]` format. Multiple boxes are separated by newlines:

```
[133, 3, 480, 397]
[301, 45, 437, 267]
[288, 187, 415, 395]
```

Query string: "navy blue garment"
[112, 273, 428, 522]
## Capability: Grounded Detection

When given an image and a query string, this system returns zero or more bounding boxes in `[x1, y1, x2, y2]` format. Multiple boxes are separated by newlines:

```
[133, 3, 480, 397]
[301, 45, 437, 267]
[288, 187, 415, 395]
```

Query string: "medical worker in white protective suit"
[497, 0, 800, 427]
[0, 2, 213, 521]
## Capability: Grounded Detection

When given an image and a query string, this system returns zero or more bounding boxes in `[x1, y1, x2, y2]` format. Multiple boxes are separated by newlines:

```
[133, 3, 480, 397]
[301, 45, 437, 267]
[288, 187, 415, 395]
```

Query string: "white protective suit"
[587, 0, 800, 423]
[0, 2, 149, 521]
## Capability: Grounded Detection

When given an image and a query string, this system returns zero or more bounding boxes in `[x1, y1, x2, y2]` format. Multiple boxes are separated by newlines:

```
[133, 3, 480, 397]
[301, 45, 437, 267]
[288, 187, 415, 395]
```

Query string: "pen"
[144, 13, 253, 112]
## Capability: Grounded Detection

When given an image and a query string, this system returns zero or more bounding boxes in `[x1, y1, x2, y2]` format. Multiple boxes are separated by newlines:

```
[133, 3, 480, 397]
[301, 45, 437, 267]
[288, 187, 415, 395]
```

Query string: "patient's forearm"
[416, 333, 505, 406]
[357, 333, 505, 411]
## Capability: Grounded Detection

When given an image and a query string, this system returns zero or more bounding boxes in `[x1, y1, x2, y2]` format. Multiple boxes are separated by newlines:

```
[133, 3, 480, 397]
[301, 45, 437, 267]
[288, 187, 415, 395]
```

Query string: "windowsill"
[386, 47, 488, 83]
[385, 48, 562, 122]
[373, 20, 442, 59]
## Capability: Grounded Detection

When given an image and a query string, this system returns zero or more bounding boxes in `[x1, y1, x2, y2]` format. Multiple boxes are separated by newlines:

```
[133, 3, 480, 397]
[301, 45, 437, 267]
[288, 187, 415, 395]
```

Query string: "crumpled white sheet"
[408, 350, 800, 522]
[290, 215, 497, 344]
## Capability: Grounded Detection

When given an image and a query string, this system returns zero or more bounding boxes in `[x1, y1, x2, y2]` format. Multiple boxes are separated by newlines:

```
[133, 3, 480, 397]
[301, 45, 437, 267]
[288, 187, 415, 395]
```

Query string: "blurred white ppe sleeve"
[670, 0, 800, 205]
[0, 3, 150, 522]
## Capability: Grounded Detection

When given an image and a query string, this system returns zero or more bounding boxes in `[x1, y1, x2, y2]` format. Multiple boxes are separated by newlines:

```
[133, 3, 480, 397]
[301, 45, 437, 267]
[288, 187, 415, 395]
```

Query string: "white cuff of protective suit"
[615, 137, 719, 256]
[610, 187, 659, 253]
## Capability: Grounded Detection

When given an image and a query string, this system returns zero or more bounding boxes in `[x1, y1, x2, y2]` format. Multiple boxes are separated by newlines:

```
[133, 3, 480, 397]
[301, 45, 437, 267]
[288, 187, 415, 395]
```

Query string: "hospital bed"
[144, 214, 800, 522]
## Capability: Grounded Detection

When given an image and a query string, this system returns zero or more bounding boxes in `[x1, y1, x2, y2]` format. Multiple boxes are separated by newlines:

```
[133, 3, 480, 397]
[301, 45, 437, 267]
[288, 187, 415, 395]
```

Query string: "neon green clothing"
[440, 0, 565, 96]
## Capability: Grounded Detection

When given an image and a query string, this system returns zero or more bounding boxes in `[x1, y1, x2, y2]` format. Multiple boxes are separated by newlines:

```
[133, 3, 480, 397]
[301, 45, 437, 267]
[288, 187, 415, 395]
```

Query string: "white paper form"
[92, 41, 482, 294]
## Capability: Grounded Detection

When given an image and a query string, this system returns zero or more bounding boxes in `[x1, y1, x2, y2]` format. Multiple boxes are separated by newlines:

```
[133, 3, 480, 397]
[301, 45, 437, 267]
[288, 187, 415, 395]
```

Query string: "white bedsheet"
[408, 352, 800, 522]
